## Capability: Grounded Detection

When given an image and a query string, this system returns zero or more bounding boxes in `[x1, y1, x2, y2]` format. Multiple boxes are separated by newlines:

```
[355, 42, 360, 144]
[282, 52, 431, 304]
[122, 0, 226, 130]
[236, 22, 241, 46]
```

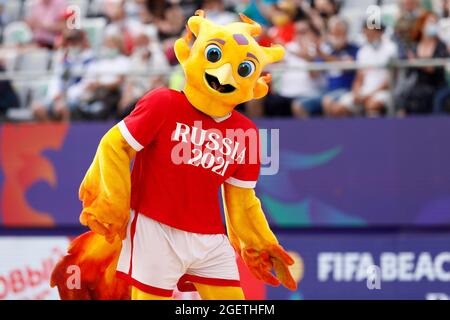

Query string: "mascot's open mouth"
[205, 73, 236, 93]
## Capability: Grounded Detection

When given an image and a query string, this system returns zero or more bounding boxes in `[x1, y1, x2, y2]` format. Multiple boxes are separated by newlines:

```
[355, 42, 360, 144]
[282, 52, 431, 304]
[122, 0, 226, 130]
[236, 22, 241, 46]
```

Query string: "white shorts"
[116, 211, 240, 297]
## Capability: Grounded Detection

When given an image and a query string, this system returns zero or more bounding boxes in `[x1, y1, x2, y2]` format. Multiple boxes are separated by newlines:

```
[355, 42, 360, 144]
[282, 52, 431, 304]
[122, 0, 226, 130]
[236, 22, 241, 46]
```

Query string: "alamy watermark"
[366, 5, 382, 30]
[170, 121, 280, 176]
[366, 265, 382, 290]
[66, 265, 81, 290]
[66, 5, 82, 30]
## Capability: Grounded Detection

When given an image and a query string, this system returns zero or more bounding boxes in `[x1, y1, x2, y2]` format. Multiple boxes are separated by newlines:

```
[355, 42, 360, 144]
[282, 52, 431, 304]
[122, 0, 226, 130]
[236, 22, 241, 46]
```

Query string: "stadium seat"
[341, 0, 376, 10]
[29, 79, 50, 104]
[380, 0, 398, 5]
[2, 1, 23, 24]
[87, 0, 103, 17]
[5, 107, 34, 121]
[11, 80, 30, 109]
[22, 0, 34, 20]
[82, 17, 107, 52]
[2, 21, 33, 46]
[15, 48, 51, 72]
[5, 79, 49, 121]
[0, 49, 19, 72]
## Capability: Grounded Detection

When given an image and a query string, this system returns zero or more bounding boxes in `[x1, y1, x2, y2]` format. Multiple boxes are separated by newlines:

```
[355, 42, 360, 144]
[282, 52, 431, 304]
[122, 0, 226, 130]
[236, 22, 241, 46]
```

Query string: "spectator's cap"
[62, 29, 86, 44]
[362, 20, 386, 32]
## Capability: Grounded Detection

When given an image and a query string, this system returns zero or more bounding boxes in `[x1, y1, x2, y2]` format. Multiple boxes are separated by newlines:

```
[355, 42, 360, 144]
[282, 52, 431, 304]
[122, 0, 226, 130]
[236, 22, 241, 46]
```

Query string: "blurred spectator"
[0, 0, 5, 29]
[118, 29, 170, 119]
[394, 0, 424, 58]
[75, 33, 130, 120]
[201, 0, 238, 25]
[32, 29, 95, 121]
[145, 0, 186, 65]
[242, 0, 279, 26]
[147, 0, 185, 41]
[434, 0, 450, 114]
[309, 0, 339, 35]
[329, 24, 398, 117]
[124, 0, 144, 20]
[25, 0, 68, 49]
[313, 17, 359, 117]
[433, 84, 450, 114]
[264, 18, 324, 117]
[0, 62, 20, 117]
[103, 0, 144, 55]
[268, 0, 339, 45]
[268, 0, 298, 44]
[437, 0, 450, 50]
[1, 0, 450, 122]
[396, 12, 449, 115]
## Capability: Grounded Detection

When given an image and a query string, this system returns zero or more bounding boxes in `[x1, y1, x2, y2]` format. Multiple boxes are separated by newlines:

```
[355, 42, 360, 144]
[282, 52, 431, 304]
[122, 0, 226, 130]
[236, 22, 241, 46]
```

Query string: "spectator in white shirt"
[264, 18, 324, 117]
[437, 0, 450, 50]
[201, 0, 239, 26]
[32, 29, 95, 121]
[76, 33, 130, 119]
[118, 29, 171, 119]
[25, 0, 67, 49]
[328, 24, 398, 117]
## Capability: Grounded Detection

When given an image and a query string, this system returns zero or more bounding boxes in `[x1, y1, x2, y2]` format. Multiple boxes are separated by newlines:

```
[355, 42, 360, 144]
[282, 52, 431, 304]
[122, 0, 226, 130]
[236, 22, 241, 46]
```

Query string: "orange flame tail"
[50, 231, 131, 300]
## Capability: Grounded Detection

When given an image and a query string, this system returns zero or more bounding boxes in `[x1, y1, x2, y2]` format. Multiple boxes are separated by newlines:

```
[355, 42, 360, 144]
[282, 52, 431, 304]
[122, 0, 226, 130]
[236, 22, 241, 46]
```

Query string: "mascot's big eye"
[205, 44, 222, 62]
[237, 61, 256, 77]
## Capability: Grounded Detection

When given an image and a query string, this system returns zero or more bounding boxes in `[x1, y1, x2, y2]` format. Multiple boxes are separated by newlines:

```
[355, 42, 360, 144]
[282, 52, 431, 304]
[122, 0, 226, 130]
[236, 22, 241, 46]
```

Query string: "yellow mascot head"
[174, 10, 285, 118]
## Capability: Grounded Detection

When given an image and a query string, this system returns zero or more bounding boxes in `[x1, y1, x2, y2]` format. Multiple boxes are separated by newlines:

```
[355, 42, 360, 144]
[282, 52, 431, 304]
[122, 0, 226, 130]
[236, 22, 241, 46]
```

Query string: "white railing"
[0, 58, 449, 81]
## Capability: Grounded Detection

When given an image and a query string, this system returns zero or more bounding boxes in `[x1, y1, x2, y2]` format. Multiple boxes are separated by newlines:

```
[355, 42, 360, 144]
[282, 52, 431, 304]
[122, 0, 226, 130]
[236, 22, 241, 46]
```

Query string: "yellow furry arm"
[79, 125, 136, 242]
[223, 183, 297, 290]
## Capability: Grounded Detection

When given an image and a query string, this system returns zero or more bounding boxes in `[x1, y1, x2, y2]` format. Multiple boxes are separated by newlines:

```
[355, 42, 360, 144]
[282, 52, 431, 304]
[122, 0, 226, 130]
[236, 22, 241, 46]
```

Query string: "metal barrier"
[1, 57, 449, 120]
[0, 58, 449, 81]
[0, 58, 450, 81]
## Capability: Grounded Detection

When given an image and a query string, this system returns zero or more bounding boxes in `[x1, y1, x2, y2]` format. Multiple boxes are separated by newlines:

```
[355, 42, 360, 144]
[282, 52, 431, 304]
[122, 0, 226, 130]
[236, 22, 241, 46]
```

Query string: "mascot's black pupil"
[238, 63, 251, 77]
[207, 49, 221, 62]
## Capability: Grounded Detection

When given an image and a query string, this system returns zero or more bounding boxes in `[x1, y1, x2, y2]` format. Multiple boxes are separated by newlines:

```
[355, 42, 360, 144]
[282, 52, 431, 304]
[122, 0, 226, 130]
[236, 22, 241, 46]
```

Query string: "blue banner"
[0, 117, 449, 227]
[268, 231, 450, 300]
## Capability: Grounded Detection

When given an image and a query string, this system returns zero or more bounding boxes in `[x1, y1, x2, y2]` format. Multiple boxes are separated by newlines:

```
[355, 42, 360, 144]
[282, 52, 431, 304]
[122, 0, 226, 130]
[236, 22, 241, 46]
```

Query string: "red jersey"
[118, 88, 261, 234]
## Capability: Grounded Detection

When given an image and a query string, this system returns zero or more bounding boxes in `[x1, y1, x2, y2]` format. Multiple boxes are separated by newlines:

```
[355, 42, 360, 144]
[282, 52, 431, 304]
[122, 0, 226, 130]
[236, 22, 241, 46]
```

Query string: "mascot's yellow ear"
[187, 9, 210, 37]
[262, 45, 285, 64]
[252, 45, 284, 99]
[174, 10, 209, 64]
[253, 74, 271, 100]
[174, 26, 192, 64]
[236, 13, 262, 36]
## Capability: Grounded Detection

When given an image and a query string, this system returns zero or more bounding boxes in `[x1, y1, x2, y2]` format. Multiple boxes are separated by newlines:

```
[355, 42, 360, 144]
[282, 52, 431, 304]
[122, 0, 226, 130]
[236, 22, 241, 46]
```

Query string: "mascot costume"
[51, 10, 297, 300]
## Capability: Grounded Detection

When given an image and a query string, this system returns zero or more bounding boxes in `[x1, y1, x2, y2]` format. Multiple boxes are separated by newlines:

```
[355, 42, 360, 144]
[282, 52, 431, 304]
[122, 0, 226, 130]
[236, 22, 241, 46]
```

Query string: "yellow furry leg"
[193, 283, 245, 300]
[131, 286, 172, 300]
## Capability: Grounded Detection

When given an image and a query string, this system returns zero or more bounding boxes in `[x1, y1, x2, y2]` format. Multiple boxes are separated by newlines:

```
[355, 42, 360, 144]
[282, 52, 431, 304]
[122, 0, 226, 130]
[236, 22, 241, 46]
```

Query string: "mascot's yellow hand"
[241, 244, 296, 290]
[80, 212, 127, 243]
[79, 125, 135, 243]
[223, 183, 298, 291]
